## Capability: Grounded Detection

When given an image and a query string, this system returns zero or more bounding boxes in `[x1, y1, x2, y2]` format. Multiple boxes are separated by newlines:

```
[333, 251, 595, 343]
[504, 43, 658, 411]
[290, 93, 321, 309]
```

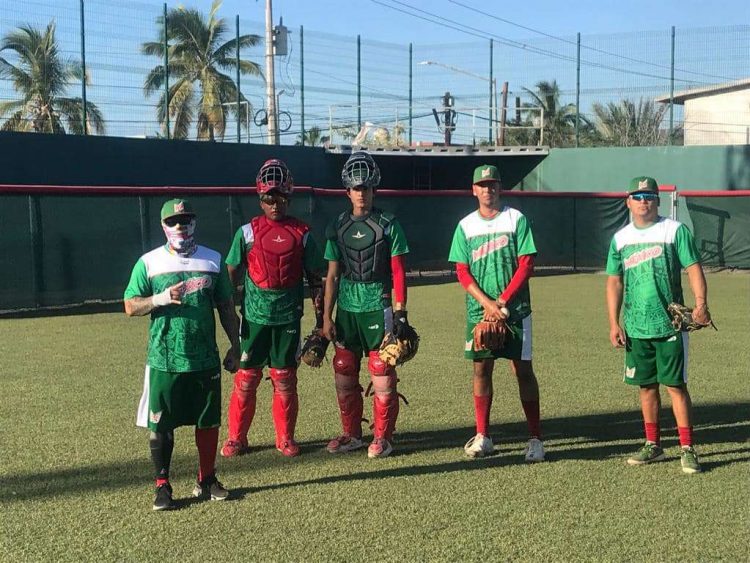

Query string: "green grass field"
[2, 273, 749, 562]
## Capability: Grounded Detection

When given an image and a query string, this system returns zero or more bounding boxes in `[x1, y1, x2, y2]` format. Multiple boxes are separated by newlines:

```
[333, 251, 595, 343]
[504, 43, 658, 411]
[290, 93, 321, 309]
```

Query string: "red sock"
[474, 395, 492, 435]
[155, 477, 169, 487]
[678, 426, 693, 447]
[521, 400, 541, 439]
[644, 422, 660, 445]
[195, 427, 219, 482]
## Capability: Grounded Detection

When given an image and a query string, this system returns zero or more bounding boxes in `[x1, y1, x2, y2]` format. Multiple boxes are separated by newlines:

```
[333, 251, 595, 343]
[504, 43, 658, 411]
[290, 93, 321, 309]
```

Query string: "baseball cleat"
[680, 446, 702, 474]
[153, 483, 175, 511]
[367, 437, 393, 459]
[326, 434, 365, 454]
[464, 433, 493, 458]
[220, 439, 248, 458]
[627, 441, 666, 465]
[192, 475, 230, 501]
[276, 439, 301, 457]
[524, 437, 545, 463]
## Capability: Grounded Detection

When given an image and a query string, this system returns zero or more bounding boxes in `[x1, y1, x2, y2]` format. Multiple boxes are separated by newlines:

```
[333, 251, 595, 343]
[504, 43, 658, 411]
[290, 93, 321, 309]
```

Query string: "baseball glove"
[299, 330, 330, 368]
[378, 324, 420, 367]
[473, 317, 508, 351]
[667, 303, 717, 332]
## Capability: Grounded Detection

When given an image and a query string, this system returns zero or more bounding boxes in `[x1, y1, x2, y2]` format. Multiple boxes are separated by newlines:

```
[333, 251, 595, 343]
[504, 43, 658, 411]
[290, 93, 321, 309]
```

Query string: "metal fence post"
[669, 26, 675, 145]
[300, 25, 305, 146]
[163, 3, 170, 139]
[236, 15, 241, 144]
[79, 0, 87, 135]
[408, 42, 413, 146]
[576, 32, 581, 148]
[357, 35, 361, 129]
[28, 195, 42, 307]
[138, 196, 150, 253]
[488, 39, 493, 144]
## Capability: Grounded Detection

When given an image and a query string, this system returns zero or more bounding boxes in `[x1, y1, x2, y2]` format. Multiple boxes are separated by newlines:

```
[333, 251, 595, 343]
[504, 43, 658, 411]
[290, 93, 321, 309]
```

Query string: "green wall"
[518, 145, 750, 192]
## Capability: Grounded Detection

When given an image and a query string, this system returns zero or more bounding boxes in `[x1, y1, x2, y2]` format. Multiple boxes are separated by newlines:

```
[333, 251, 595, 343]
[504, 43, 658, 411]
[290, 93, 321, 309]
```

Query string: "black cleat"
[153, 483, 175, 511]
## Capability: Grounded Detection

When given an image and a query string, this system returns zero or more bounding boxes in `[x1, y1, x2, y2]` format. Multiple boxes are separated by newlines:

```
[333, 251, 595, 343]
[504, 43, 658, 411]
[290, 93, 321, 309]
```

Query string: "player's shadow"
[3, 401, 748, 503]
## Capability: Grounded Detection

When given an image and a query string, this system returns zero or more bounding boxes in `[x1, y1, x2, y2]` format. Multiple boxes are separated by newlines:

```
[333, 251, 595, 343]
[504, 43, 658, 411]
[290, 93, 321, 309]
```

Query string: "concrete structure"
[656, 78, 750, 145]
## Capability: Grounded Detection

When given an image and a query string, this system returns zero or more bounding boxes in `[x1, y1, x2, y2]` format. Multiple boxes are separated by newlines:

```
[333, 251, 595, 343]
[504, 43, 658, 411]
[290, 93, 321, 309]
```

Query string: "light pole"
[419, 60, 498, 145]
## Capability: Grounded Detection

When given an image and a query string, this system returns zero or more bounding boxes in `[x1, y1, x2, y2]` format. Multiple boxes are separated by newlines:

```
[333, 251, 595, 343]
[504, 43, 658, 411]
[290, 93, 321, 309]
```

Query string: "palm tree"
[296, 125, 330, 146]
[592, 98, 669, 146]
[142, 0, 262, 141]
[521, 80, 587, 147]
[0, 22, 105, 134]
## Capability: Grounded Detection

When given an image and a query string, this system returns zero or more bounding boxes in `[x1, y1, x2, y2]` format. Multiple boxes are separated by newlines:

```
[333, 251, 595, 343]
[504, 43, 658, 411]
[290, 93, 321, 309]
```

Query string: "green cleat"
[680, 446, 702, 474]
[626, 441, 666, 466]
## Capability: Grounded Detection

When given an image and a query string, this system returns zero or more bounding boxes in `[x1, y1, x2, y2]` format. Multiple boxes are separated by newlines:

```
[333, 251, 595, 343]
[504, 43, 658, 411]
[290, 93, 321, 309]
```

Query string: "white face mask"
[162, 219, 196, 255]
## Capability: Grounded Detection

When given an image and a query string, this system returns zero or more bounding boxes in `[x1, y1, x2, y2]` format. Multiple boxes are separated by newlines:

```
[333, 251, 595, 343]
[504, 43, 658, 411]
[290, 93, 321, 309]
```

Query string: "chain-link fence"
[1, 0, 748, 147]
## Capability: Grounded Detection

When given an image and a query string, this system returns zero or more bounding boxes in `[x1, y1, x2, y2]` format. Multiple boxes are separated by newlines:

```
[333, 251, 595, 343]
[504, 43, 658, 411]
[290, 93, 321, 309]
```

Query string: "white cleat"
[524, 437, 545, 463]
[464, 433, 494, 458]
[326, 434, 365, 454]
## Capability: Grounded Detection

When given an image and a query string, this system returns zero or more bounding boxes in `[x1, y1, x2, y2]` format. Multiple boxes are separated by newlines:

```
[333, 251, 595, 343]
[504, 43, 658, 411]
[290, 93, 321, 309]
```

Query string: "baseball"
[500, 307, 509, 318]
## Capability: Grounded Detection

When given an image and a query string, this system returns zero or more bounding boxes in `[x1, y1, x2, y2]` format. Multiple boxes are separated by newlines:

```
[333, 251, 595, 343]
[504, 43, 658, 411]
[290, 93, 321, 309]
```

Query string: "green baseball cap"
[627, 176, 659, 195]
[160, 198, 196, 221]
[473, 164, 501, 185]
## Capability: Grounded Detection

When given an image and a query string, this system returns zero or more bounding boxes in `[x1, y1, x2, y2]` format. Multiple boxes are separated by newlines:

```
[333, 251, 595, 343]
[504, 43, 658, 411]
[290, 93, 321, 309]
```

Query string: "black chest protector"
[335, 210, 393, 282]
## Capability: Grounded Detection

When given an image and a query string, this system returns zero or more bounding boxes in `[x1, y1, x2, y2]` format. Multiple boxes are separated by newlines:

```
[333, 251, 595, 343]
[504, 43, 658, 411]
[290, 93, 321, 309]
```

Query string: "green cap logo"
[473, 165, 501, 184]
[160, 198, 196, 221]
[627, 176, 658, 194]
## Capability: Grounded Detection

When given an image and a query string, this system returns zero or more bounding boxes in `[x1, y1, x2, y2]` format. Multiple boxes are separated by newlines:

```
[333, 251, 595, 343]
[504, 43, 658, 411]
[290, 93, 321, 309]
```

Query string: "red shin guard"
[270, 367, 299, 446]
[368, 351, 399, 440]
[226, 368, 263, 442]
[333, 347, 363, 438]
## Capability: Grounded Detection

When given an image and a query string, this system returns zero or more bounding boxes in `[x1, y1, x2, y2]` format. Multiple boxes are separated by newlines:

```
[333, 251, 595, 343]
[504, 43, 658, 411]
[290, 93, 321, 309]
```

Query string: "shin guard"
[269, 367, 299, 446]
[368, 351, 399, 440]
[226, 368, 263, 443]
[333, 346, 363, 438]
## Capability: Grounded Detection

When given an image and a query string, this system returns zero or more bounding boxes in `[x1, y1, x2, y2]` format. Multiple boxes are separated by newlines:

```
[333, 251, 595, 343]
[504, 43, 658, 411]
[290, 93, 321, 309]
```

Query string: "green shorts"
[137, 366, 221, 432]
[624, 333, 688, 387]
[335, 307, 391, 356]
[239, 318, 301, 369]
[464, 315, 532, 361]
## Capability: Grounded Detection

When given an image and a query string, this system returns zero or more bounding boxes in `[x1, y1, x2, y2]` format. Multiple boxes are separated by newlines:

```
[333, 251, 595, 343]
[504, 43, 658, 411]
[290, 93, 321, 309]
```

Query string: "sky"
[214, 0, 750, 43]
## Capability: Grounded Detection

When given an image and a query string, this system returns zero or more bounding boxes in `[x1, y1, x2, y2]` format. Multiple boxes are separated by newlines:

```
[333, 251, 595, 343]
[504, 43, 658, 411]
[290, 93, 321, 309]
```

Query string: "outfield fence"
[0, 0, 748, 147]
[3, 185, 747, 312]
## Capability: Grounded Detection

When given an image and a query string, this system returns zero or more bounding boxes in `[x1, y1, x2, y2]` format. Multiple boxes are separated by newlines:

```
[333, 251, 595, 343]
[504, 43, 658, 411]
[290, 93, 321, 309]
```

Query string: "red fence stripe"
[678, 190, 750, 197]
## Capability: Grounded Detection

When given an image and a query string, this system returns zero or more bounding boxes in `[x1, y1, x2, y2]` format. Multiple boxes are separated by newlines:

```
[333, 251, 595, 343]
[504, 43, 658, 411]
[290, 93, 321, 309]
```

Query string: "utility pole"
[442, 91, 455, 146]
[264, 0, 278, 144]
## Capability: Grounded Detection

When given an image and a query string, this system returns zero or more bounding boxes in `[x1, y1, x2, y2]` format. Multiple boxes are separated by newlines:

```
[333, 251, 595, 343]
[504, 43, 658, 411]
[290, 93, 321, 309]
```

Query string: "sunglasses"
[630, 193, 659, 202]
[260, 194, 289, 205]
[163, 215, 194, 227]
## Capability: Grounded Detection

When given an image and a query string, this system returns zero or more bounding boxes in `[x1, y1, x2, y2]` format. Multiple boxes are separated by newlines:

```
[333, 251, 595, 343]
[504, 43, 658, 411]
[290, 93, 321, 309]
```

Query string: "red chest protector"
[247, 215, 308, 289]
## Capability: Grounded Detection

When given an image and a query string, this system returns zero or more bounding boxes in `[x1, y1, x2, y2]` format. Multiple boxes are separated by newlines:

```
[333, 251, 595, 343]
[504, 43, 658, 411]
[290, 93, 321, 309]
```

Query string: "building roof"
[655, 77, 750, 105]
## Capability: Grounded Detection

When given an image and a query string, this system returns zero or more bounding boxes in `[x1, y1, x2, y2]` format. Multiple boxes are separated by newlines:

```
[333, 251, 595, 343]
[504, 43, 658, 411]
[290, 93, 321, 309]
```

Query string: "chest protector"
[247, 216, 308, 289]
[335, 211, 392, 282]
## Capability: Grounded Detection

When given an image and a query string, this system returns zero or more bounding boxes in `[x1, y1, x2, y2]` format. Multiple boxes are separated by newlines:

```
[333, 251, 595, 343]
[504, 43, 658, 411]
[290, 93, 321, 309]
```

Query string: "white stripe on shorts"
[520, 315, 532, 361]
[136, 365, 150, 428]
[681, 332, 689, 383]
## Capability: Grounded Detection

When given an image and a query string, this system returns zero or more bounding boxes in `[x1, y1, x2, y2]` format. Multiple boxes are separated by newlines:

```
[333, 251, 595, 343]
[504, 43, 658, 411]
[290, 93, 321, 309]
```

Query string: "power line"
[372, 0, 710, 85]
[448, 0, 737, 82]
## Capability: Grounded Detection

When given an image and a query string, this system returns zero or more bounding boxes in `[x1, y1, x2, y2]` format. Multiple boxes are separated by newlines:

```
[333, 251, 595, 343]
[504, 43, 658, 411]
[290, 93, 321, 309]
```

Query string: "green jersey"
[448, 206, 537, 324]
[226, 218, 324, 326]
[124, 245, 232, 372]
[324, 209, 409, 313]
[606, 216, 701, 339]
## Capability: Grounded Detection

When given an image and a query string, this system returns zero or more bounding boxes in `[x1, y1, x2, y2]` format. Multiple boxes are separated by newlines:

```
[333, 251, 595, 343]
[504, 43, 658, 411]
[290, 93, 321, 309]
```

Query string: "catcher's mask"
[257, 159, 294, 196]
[342, 152, 380, 190]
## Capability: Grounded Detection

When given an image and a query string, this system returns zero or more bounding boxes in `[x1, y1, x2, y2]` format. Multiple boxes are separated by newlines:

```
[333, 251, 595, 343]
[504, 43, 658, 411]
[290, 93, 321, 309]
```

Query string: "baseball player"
[220, 159, 325, 459]
[606, 176, 711, 474]
[124, 198, 240, 511]
[448, 165, 545, 462]
[321, 151, 412, 459]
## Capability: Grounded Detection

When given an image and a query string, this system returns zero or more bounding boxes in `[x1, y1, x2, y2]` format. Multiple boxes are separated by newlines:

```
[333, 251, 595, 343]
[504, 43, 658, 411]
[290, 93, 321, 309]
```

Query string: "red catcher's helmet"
[256, 159, 294, 195]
